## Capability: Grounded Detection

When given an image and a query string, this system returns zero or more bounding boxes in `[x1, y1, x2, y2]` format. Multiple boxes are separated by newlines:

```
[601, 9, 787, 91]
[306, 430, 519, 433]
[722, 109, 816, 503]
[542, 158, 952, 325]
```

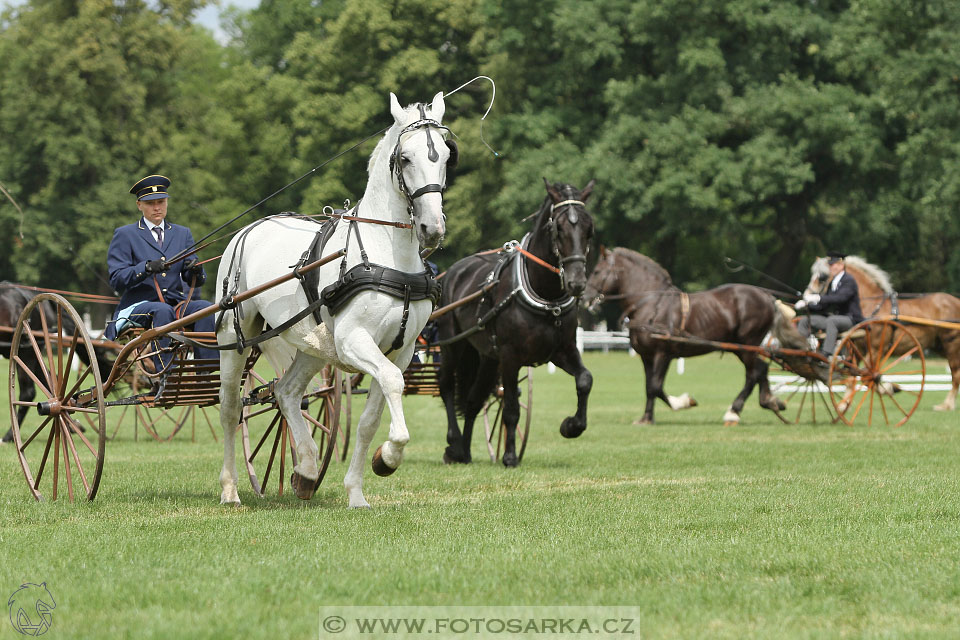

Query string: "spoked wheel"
[768, 359, 849, 425]
[830, 319, 925, 427]
[309, 367, 349, 462]
[240, 369, 340, 497]
[8, 294, 106, 501]
[483, 367, 533, 463]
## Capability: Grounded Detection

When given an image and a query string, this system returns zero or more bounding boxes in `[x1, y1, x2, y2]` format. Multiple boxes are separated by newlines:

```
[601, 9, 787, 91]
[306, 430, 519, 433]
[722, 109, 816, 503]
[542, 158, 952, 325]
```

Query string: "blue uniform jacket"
[105, 218, 207, 339]
[809, 271, 864, 324]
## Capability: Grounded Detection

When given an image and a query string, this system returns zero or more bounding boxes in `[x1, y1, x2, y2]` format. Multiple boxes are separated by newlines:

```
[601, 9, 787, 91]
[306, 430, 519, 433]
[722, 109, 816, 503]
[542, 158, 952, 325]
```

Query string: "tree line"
[2, 0, 959, 322]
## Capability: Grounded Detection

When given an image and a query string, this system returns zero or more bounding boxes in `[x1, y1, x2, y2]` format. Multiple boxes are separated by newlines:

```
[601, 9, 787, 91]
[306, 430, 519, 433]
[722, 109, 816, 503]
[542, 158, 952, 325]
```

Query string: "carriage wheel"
[315, 368, 350, 462]
[8, 294, 106, 501]
[769, 367, 849, 425]
[483, 367, 533, 463]
[240, 369, 340, 497]
[829, 319, 925, 427]
[308, 366, 348, 463]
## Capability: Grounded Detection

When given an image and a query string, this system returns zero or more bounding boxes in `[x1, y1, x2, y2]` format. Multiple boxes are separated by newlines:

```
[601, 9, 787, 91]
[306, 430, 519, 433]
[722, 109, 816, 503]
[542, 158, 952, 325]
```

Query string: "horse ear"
[445, 139, 459, 169]
[390, 92, 404, 123]
[543, 177, 562, 203]
[430, 91, 445, 121]
[581, 179, 596, 202]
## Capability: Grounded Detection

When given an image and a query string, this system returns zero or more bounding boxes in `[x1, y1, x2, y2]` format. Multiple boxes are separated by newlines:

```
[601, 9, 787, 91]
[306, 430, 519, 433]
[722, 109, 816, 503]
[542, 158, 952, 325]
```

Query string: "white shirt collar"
[143, 218, 164, 232]
[830, 272, 843, 292]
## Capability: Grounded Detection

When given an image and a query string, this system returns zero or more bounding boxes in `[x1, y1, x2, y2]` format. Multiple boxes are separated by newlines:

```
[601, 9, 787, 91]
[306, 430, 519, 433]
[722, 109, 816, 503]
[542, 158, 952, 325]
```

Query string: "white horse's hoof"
[722, 408, 740, 426]
[372, 445, 398, 477]
[220, 493, 241, 507]
[933, 403, 954, 412]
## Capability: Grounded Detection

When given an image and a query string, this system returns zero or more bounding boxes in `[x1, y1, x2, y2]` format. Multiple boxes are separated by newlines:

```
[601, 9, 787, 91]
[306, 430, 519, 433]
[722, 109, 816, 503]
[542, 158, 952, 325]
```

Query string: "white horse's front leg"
[274, 350, 324, 499]
[343, 382, 386, 508]
[337, 331, 412, 506]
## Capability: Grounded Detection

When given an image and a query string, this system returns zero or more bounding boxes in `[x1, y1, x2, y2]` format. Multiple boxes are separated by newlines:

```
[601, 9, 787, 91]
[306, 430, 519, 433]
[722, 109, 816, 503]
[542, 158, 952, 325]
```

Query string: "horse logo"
[7, 582, 56, 636]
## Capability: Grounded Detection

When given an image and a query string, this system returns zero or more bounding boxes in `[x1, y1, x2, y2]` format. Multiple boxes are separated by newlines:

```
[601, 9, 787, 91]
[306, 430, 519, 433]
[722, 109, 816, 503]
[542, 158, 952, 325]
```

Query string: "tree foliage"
[2, 0, 960, 309]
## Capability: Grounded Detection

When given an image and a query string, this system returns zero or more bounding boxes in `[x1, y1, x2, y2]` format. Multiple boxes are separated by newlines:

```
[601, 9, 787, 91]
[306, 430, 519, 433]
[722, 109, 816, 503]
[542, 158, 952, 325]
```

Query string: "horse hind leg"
[934, 340, 960, 411]
[273, 350, 324, 500]
[218, 346, 249, 506]
[723, 353, 764, 426]
[447, 355, 498, 464]
[753, 357, 789, 420]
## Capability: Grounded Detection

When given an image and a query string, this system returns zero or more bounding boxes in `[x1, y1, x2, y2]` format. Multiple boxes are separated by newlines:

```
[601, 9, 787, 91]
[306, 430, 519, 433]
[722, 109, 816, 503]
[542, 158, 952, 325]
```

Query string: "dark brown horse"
[438, 179, 595, 467]
[806, 255, 960, 411]
[584, 247, 789, 425]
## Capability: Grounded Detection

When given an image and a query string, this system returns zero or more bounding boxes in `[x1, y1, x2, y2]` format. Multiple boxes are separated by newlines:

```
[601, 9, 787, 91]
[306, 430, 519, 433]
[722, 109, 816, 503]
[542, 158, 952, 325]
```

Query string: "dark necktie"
[153, 227, 163, 246]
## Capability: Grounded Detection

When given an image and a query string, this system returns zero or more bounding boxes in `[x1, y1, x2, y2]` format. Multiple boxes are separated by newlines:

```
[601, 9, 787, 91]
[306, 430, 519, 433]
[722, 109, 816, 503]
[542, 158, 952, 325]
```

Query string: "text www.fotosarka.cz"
[318, 607, 644, 638]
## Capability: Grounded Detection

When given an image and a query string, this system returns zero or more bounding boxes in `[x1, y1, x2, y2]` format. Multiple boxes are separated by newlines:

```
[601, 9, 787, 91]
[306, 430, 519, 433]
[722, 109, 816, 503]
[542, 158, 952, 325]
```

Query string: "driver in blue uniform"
[105, 175, 218, 369]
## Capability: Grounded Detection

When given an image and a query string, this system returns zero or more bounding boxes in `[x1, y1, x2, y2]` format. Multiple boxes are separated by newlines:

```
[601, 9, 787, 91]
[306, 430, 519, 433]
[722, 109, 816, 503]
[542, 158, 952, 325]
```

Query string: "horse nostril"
[420, 223, 428, 236]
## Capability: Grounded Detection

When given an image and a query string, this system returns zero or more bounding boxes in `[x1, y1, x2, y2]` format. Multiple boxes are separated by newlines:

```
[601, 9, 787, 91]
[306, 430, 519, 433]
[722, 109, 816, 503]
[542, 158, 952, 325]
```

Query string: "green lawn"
[2, 352, 959, 639]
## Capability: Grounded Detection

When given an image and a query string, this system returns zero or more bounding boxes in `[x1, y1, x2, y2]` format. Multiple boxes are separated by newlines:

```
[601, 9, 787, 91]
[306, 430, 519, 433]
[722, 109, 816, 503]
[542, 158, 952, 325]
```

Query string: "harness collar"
[514, 233, 577, 316]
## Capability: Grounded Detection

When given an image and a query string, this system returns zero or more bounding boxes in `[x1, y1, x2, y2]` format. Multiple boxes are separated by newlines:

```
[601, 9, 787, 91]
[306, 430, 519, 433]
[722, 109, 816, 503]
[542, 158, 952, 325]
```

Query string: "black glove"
[145, 259, 166, 274]
[182, 256, 202, 277]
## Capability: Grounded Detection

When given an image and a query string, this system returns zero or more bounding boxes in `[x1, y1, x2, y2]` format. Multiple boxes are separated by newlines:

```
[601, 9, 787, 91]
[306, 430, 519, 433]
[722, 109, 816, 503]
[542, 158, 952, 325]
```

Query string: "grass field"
[2, 351, 960, 639]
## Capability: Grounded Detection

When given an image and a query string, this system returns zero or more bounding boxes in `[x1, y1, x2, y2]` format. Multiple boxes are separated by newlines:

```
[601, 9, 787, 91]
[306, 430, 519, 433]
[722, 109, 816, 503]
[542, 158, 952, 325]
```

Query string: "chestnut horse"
[584, 247, 789, 425]
[806, 256, 960, 411]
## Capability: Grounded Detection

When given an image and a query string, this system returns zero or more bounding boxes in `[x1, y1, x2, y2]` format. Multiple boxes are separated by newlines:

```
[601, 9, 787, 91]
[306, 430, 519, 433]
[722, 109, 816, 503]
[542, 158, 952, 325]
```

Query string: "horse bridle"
[587, 252, 620, 310]
[545, 198, 590, 288]
[389, 107, 458, 219]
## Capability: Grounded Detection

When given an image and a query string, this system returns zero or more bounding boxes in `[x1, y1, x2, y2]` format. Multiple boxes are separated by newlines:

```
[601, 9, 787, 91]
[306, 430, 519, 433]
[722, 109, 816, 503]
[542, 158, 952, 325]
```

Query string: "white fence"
[770, 373, 952, 393]
[576, 328, 632, 353]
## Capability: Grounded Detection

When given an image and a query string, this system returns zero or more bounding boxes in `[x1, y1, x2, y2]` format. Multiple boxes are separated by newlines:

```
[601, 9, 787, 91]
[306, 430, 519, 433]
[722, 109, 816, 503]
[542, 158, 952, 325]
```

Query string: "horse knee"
[577, 369, 593, 394]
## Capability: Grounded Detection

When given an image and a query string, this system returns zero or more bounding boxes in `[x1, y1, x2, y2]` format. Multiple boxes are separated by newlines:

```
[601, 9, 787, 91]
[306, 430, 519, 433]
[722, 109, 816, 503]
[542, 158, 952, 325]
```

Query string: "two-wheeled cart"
[7, 251, 346, 501]
[648, 316, 929, 427]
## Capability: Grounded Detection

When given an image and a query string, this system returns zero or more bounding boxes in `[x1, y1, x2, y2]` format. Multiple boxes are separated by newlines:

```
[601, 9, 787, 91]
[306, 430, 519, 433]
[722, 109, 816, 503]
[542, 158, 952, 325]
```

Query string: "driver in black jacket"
[795, 251, 864, 357]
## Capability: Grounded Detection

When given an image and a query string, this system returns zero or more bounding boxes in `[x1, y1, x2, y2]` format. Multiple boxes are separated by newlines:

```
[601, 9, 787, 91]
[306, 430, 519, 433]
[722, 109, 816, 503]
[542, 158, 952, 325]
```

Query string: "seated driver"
[105, 175, 218, 370]
[795, 251, 864, 358]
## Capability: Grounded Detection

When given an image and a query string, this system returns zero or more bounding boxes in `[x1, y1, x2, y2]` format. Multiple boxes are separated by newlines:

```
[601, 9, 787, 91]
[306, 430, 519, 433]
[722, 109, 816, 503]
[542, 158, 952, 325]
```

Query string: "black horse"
[438, 179, 595, 467]
[583, 247, 791, 425]
[0, 282, 112, 443]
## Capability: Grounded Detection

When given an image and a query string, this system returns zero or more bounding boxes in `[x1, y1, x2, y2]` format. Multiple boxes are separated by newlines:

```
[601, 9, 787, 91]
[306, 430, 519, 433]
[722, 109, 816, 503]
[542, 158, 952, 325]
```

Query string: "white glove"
[794, 299, 807, 311]
[803, 292, 820, 305]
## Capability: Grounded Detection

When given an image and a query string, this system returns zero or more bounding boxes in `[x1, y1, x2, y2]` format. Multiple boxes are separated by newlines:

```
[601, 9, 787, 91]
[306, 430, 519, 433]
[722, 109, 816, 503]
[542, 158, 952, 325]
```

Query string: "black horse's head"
[538, 178, 596, 298]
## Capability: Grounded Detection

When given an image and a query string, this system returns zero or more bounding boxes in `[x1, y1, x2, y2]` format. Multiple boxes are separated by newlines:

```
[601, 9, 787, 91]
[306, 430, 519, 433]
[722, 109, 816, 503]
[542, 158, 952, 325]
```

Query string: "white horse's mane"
[812, 255, 894, 294]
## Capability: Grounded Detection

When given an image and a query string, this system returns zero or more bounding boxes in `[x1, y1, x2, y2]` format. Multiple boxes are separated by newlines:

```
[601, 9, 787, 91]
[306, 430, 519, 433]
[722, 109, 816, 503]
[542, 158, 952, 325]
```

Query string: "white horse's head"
[387, 91, 454, 249]
[806, 256, 831, 295]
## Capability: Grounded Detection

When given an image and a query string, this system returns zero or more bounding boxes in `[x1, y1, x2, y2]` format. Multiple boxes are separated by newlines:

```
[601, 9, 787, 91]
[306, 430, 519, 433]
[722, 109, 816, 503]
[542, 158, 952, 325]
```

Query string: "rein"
[0, 283, 119, 305]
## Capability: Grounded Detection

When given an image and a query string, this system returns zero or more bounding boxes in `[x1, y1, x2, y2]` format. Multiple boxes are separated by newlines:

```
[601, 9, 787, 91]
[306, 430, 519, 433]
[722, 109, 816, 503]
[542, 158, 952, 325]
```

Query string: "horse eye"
[400, 155, 411, 166]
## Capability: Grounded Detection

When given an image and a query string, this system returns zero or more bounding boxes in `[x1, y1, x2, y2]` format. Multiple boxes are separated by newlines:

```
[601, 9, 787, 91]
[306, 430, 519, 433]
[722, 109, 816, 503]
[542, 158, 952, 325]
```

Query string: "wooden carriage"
[5, 251, 346, 502]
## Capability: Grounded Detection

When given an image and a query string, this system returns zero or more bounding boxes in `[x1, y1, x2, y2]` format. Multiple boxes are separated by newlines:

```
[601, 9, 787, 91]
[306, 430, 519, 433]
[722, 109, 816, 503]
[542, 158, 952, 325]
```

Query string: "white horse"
[216, 92, 454, 508]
